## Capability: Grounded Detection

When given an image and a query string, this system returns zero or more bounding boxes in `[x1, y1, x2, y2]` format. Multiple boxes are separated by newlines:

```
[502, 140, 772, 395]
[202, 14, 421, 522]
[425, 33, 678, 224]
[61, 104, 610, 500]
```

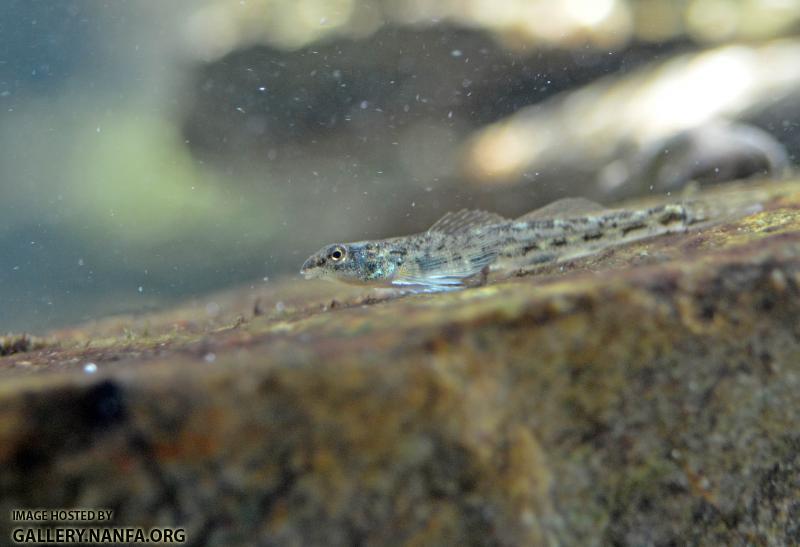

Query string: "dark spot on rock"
[699, 304, 715, 322]
[81, 381, 127, 430]
[758, 297, 775, 312]
[421, 436, 476, 499]
[12, 443, 49, 473]
[637, 496, 653, 512]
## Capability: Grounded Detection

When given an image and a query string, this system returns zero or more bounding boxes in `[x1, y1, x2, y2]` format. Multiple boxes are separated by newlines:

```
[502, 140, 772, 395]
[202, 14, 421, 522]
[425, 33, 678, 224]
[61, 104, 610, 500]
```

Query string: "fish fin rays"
[391, 250, 496, 292]
[517, 197, 608, 221]
[427, 199, 608, 230]
[428, 209, 508, 236]
[391, 276, 465, 291]
[391, 272, 484, 292]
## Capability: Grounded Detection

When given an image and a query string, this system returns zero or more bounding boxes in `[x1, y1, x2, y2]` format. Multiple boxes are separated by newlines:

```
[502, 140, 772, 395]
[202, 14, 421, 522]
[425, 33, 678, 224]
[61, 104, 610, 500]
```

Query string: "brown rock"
[1, 181, 799, 545]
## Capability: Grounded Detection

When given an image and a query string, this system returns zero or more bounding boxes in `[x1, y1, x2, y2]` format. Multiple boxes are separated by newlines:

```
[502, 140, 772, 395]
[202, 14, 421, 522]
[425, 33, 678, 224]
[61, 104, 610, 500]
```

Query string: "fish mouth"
[300, 260, 323, 280]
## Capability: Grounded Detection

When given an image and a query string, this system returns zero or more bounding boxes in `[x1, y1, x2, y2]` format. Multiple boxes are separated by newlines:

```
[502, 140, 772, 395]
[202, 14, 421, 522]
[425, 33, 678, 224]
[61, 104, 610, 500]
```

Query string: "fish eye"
[328, 245, 346, 262]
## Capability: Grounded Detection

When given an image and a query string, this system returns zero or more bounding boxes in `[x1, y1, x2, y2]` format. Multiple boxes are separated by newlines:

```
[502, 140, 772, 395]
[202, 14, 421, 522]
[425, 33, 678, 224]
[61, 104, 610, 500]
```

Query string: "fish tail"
[682, 198, 763, 226]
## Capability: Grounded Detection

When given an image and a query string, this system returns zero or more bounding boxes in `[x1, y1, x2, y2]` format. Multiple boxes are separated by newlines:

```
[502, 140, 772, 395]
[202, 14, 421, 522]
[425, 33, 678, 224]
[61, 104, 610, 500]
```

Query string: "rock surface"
[1, 181, 799, 546]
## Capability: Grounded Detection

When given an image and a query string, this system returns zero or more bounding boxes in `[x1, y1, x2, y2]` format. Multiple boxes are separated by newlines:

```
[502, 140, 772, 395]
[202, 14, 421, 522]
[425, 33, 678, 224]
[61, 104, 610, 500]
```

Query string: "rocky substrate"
[1, 182, 799, 546]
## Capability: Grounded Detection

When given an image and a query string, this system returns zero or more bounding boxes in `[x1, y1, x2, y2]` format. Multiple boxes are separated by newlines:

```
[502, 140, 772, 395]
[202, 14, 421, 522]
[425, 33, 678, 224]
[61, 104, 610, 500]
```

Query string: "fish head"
[301, 242, 396, 285]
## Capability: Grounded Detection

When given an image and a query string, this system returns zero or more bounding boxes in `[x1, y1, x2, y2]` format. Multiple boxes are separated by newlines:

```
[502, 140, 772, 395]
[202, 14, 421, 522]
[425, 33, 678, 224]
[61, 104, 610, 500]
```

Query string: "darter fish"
[300, 197, 715, 292]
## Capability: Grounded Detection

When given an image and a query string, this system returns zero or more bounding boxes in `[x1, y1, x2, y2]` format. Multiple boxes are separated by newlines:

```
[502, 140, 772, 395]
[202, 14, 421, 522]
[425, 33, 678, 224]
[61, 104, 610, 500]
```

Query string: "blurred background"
[2, 0, 800, 332]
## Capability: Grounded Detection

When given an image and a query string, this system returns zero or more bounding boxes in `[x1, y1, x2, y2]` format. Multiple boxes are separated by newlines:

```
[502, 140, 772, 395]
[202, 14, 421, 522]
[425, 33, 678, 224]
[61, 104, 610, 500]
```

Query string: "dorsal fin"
[518, 197, 607, 221]
[428, 209, 507, 235]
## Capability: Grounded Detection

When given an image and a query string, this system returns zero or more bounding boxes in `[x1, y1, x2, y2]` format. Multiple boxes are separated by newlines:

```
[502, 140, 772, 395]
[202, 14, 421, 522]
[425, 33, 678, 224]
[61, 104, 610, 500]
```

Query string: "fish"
[300, 197, 711, 292]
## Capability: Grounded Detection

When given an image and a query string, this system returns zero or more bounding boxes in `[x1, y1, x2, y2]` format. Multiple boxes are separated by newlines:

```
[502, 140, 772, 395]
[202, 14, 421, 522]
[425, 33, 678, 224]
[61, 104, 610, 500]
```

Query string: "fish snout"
[300, 256, 321, 279]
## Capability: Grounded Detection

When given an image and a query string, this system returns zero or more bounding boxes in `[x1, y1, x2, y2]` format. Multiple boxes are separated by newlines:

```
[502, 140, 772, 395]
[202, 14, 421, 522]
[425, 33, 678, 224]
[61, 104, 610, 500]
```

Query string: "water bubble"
[451, 49, 463, 58]
[204, 352, 216, 363]
[83, 363, 98, 374]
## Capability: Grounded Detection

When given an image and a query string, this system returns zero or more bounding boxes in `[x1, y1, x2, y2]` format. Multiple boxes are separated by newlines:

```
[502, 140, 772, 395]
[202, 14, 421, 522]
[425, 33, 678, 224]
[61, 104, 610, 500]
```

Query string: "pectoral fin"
[390, 247, 497, 292]
[390, 274, 467, 292]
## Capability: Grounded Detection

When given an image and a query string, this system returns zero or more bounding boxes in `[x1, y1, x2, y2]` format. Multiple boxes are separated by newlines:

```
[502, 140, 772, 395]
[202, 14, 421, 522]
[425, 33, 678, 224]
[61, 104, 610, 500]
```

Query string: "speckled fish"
[300, 198, 709, 292]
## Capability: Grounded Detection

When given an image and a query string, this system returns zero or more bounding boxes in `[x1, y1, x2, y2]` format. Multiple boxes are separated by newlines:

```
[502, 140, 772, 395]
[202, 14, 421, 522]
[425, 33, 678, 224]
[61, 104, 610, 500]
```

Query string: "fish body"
[300, 198, 705, 292]
[300, 217, 501, 292]
[488, 202, 693, 271]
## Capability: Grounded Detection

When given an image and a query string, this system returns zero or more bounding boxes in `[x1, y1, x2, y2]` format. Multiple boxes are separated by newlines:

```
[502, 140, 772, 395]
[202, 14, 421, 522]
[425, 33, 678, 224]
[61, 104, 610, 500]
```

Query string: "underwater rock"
[465, 41, 800, 204]
[602, 121, 790, 197]
[0, 181, 799, 545]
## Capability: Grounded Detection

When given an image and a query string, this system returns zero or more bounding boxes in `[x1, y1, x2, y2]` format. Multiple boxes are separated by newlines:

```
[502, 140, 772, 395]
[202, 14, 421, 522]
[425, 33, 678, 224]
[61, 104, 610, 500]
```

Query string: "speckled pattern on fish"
[300, 197, 712, 292]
